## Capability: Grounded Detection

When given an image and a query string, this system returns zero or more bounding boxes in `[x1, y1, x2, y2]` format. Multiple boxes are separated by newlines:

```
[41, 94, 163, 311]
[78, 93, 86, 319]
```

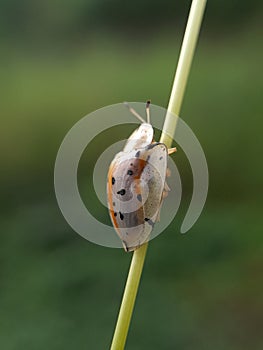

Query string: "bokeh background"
[1, 1, 263, 349]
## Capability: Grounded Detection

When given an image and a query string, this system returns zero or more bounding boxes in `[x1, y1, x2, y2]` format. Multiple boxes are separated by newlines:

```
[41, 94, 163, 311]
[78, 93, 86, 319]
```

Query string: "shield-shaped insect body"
[107, 101, 176, 252]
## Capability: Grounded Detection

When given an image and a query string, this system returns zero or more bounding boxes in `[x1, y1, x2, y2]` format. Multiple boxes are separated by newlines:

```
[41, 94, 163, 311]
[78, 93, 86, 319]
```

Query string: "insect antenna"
[124, 102, 146, 123]
[146, 100, 151, 124]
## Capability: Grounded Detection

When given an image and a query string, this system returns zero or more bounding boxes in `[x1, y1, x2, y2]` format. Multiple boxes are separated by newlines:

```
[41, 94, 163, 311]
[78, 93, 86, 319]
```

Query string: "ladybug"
[107, 101, 176, 252]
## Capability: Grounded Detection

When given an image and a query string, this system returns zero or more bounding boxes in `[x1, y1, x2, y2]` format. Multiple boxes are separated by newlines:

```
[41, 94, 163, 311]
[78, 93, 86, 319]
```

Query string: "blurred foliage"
[0, 0, 263, 349]
[0, 0, 262, 43]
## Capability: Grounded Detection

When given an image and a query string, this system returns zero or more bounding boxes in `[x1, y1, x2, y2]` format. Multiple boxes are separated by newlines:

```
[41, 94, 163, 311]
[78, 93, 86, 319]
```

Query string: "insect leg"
[168, 147, 177, 155]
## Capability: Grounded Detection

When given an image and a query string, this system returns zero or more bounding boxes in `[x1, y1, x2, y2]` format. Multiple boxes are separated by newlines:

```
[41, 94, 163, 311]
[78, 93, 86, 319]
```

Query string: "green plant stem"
[110, 1, 207, 349]
[161, 0, 207, 147]
[110, 243, 148, 350]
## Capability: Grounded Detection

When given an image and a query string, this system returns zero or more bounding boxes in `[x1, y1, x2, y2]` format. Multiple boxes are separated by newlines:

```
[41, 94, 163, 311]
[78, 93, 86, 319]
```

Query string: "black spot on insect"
[112, 177, 115, 185]
[113, 202, 116, 206]
[146, 155, 150, 161]
[130, 163, 133, 166]
[114, 212, 117, 217]
[159, 156, 163, 160]
[117, 189, 126, 196]
[135, 150, 140, 158]
[119, 212, 124, 220]
[146, 142, 161, 150]
[144, 218, 154, 227]
[127, 170, 133, 176]
[137, 194, 142, 202]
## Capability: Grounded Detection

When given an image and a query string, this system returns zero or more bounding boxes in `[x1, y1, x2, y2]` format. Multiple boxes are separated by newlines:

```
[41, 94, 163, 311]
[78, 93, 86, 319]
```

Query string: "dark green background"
[1, 1, 263, 349]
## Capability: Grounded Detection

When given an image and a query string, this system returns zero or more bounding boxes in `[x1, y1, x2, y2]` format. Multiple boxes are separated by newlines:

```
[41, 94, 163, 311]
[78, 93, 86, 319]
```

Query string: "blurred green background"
[1, 1, 263, 349]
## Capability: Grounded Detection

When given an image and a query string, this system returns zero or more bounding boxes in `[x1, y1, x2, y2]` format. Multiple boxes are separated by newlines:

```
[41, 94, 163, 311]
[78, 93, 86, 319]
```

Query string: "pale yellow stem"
[161, 0, 207, 148]
[110, 243, 148, 350]
[110, 1, 207, 349]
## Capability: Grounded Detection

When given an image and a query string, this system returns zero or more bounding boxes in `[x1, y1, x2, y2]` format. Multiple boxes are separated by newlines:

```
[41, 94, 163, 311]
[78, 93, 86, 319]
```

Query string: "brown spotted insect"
[107, 101, 176, 252]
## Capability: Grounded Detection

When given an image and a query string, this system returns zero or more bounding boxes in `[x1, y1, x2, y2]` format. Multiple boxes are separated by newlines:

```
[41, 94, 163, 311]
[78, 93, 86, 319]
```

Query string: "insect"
[107, 101, 177, 252]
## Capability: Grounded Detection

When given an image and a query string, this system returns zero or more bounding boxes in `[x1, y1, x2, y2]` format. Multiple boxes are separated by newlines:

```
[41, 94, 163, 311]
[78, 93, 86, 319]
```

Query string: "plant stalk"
[110, 243, 148, 350]
[110, 1, 207, 349]
[161, 0, 207, 147]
